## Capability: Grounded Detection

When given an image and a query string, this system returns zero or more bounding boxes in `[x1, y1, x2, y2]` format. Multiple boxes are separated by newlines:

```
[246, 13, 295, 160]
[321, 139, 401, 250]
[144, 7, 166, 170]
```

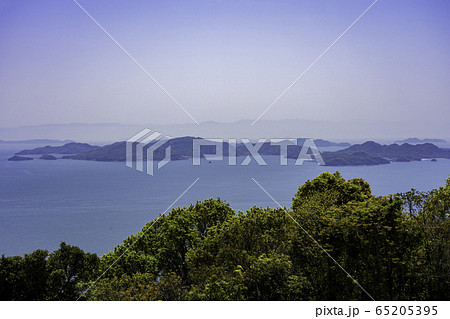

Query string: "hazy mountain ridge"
[394, 138, 447, 144]
[0, 139, 74, 145]
[1, 120, 449, 143]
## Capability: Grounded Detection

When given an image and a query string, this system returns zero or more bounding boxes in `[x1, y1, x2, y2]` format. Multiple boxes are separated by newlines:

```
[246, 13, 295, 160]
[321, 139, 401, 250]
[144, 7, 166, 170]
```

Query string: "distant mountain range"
[9, 139, 450, 166]
[0, 139, 74, 145]
[1, 120, 449, 142]
[394, 138, 447, 144]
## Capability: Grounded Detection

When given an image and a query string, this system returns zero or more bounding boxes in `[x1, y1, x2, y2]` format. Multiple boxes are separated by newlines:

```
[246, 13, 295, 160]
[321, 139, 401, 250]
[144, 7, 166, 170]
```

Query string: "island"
[320, 152, 390, 166]
[12, 138, 450, 167]
[62, 139, 190, 162]
[319, 141, 450, 166]
[8, 155, 34, 161]
[61, 137, 350, 162]
[39, 154, 57, 160]
[16, 142, 100, 155]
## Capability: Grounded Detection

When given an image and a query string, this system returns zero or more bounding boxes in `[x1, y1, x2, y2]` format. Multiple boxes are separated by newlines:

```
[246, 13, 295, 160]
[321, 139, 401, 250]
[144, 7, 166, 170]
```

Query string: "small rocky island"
[39, 154, 57, 160]
[8, 155, 34, 161]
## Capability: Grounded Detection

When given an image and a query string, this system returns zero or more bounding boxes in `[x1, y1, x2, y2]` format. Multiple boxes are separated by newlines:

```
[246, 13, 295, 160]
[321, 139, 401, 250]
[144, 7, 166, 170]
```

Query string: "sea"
[1, 144, 449, 257]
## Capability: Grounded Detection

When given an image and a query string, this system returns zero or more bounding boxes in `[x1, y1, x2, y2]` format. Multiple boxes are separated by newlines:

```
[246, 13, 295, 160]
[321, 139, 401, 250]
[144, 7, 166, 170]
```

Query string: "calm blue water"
[1, 144, 449, 257]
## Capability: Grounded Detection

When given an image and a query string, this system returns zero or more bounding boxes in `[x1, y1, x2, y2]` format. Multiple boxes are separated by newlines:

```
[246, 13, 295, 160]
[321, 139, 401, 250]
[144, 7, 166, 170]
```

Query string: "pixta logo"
[192, 138, 324, 166]
[126, 128, 171, 176]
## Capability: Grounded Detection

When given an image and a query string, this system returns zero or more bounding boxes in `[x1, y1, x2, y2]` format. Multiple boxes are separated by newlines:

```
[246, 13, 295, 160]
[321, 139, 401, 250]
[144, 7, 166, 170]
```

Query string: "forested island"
[1, 172, 448, 301]
[10, 139, 450, 166]
[15, 142, 100, 155]
[7, 155, 34, 161]
[320, 141, 450, 166]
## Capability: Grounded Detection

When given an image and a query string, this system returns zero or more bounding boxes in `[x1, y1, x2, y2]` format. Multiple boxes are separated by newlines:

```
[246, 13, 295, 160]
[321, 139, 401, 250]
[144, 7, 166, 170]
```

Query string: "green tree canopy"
[2, 174, 449, 300]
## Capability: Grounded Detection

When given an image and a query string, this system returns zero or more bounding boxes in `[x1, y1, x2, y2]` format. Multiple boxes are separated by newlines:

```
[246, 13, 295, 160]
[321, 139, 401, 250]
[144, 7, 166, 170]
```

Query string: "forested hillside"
[1, 172, 449, 300]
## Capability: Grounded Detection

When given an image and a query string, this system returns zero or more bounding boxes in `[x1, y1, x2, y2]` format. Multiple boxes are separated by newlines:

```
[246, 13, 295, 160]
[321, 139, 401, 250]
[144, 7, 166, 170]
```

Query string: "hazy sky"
[1, 0, 449, 128]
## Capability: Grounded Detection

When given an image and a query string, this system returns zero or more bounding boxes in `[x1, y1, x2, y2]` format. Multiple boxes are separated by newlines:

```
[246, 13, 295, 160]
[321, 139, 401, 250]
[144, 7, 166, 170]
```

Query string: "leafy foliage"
[0, 242, 99, 300]
[1, 173, 449, 300]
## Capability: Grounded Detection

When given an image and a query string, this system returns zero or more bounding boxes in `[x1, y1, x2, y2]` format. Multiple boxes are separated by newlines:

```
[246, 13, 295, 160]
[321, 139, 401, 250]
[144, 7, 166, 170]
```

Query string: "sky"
[1, 0, 449, 128]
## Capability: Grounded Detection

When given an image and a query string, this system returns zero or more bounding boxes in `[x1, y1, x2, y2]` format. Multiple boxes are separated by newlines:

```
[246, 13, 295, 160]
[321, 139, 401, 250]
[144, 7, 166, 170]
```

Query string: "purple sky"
[1, 0, 449, 127]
